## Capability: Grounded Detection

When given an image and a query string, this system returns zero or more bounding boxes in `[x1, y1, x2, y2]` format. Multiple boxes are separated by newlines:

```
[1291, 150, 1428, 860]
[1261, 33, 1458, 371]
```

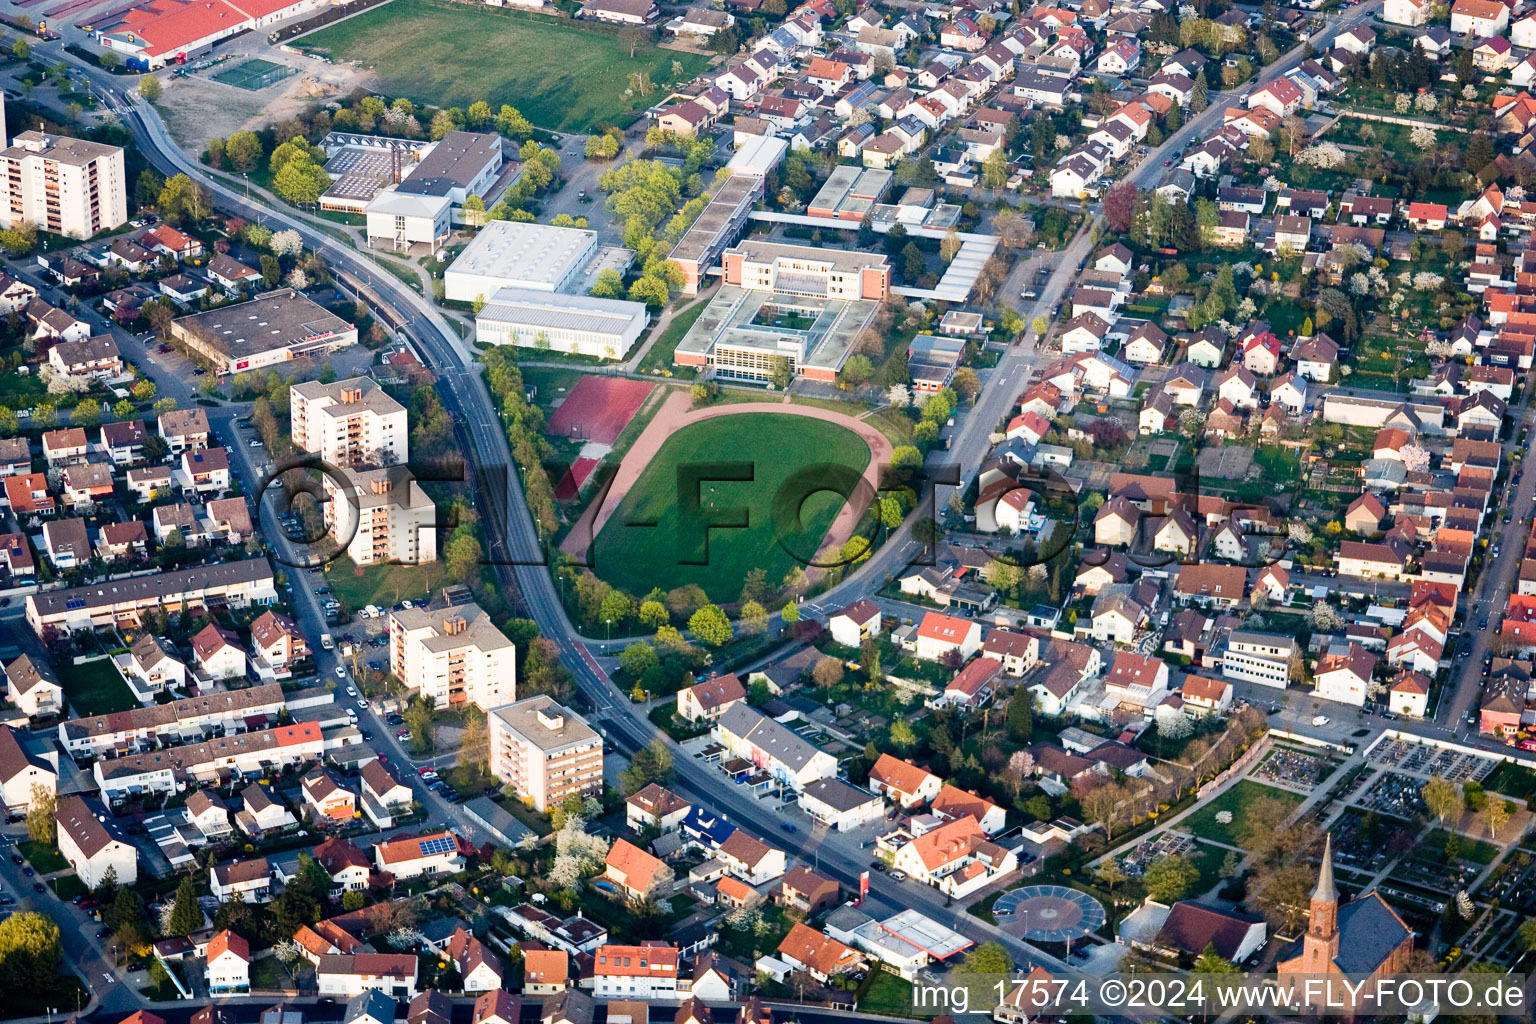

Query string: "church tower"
[1304, 833, 1340, 967]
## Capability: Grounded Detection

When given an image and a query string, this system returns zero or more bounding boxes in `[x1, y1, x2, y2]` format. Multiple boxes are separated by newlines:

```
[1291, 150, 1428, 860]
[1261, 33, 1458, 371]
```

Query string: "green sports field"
[295, 0, 711, 131]
[591, 414, 872, 602]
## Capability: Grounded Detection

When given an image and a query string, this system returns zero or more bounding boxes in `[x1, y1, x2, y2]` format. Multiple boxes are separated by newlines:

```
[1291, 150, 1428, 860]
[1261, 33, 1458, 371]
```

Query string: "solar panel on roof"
[417, 835, 454, 856]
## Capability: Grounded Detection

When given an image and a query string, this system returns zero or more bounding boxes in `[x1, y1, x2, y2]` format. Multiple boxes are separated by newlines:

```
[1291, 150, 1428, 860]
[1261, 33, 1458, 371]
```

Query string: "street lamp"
[605, 618, 611, 642]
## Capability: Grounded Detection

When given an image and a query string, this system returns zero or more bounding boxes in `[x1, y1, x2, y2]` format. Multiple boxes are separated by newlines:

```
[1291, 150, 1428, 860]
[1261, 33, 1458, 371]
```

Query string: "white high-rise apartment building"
[0, 123, 128, 240]
[489, 696, 603, 811]
[321, 466, 437, 567]
[291, 377, 408, 468]
[389, 600, 515, 711]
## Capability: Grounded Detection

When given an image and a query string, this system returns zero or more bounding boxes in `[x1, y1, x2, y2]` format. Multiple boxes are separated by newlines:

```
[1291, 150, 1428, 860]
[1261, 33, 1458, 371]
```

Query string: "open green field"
[1180, 780, 1304, 848]
[57, 658, 137, 716]
[591, 413, 872, 601]
[294, 0, 711, 131]
[18, 841, 68, 875]
[324, 555, 447, 612]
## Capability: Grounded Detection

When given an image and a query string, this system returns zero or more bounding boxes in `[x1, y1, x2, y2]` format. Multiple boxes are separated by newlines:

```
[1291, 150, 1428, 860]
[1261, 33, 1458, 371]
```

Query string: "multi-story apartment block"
[321, 466, 437, 567]
[389, 600, 514, 711]
[290, 378, 408, 469]
[489, 696, 604, 812]
[0, 131, 128, 239]
[1220, 630, 1299, 688]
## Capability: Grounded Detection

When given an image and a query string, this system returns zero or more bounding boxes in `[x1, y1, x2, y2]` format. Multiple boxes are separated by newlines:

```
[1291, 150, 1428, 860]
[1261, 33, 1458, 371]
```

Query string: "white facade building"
[389, 600, 515, 711]
[0, 130, 128, 239]
[291, 378, 408, 469]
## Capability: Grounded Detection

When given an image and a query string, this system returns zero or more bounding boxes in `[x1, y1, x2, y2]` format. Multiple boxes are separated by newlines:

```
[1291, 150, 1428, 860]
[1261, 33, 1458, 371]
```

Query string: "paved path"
[561, 393, 893, 573]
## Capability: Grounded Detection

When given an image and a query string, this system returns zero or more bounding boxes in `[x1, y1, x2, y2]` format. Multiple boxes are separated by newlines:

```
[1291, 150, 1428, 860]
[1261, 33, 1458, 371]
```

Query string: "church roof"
[1333, 892, 1413, 974]
[1312, 832, 1337, 903]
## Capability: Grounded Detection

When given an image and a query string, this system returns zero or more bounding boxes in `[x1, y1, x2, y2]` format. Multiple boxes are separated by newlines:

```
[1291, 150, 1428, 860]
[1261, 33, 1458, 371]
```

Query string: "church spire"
[1313, 832, 1337, 903]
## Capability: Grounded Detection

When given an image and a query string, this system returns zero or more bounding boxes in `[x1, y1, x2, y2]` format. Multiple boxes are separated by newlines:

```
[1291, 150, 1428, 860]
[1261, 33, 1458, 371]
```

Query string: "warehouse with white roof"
[444, 221, 599, 303]
[474, 288, 649, 359]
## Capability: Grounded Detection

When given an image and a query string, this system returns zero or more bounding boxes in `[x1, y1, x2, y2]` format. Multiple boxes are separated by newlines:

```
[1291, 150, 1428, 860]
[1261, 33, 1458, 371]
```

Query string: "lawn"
[250, 954, 296, 991]
[1483, 761, 1536, 801]
[1179, 780, 1304, 848]
[294, 0, 710, 131]
[639, 299, 709, 375]
[56, 658, 137, 716]
[858, 970, 932, 1018]
[589, 413, 873, 601]
[18, 840, 69, 874]
[49, 874, 87, 901]
[323, 555, 447, 613]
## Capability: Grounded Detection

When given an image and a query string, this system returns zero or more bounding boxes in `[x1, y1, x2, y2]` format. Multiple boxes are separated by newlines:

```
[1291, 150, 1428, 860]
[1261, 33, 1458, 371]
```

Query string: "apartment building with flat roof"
[489, 696, 603, 812]
[0, 131, 128, 239]
[291, 377, 408, 469]
[389, 600, 515, 711]
[321, 466, 438, 567]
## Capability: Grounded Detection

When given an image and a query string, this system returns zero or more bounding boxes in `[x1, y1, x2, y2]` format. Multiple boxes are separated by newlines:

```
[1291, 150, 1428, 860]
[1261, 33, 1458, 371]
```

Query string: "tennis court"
[211, 59, 297, 90]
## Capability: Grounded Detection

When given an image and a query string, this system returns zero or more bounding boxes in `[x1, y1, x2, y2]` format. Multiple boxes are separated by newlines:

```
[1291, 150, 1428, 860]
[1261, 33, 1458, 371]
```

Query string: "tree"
[1423, 774, 1462, 826]
[901, 241, 925, 280]
[1485, 798, 1513, 839]
[137, 74, 161, 101]
[688, 604, 732, 646]
[961, 941, 1012, 976]
[1104, 181, 1138, 234]
[620, 642, 658, 678]
[621, 738, 673, 794]
[462, 194, 486, 227]
[1143, 853, 1201, 902]
[739, 600, 769, 635]
[1094, 859, 1128, 895]
[273, 159, 332, 205]
[1518, 917, 1536, 953]
[226, 131, 263, 173]
[590, 269, 626, 299]
[24, 786, 54, 844]
[841, 354, 874, 387]
[403, 697, 435, 754]
[1192, 942, 1239, 975]
[1248, 862, 1314, 934]
[812, 655, 844, 698]
[0, 912, 62, 992]
[458, 708, 489, 776]
[0, 223, 38, 257]
[444, 527, 484, 585]
[585, 133, 621, 161]
[71, 399, 100, 428]
[1191, 70, 1209, 111]
[982, 148, 1009, 189]
[889, 718, 916, 751]
[1080, 782, 1126, 840]
[952, 367, 981, 401]
[168, 874, 202, 936]
[770, 356, 792, 389]
[1006, 687, 1034, 742]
